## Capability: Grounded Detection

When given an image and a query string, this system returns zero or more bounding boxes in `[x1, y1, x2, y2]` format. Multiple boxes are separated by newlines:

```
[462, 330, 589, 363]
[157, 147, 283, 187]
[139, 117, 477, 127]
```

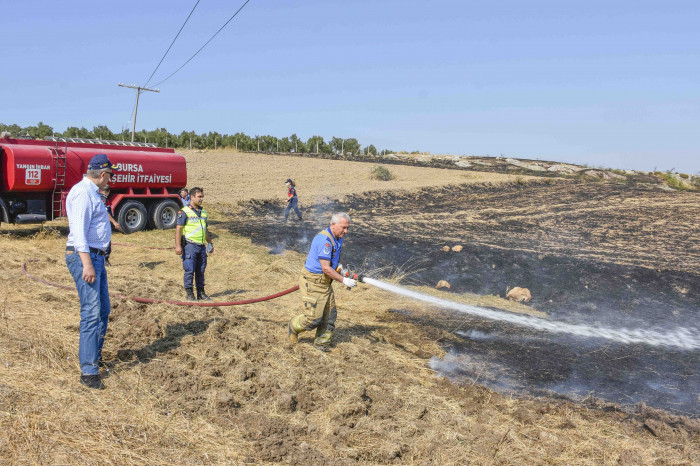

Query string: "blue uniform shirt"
[304, 227, 343, 274]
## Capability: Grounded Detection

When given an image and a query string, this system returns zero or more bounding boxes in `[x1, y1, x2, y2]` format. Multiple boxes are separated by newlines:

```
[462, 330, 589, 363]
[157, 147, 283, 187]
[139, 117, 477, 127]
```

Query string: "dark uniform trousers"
[182, 242, 207, 289]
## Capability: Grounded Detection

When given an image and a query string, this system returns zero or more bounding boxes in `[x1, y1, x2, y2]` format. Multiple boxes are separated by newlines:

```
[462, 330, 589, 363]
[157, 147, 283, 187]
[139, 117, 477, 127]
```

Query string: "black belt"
[66, 246, 107, 256]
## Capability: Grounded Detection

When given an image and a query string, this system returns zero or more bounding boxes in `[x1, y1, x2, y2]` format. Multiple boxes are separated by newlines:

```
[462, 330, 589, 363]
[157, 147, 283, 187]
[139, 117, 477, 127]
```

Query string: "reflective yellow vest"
[181, 206, 208, 244]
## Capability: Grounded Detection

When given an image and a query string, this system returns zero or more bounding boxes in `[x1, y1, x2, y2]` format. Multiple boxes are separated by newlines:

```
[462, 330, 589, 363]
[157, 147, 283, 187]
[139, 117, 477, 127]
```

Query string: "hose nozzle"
[337, 264, 364, 282]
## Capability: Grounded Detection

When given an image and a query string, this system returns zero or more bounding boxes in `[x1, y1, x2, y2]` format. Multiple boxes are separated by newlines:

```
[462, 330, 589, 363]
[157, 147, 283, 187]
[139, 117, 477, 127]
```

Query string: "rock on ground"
[506, 287, 532, 303]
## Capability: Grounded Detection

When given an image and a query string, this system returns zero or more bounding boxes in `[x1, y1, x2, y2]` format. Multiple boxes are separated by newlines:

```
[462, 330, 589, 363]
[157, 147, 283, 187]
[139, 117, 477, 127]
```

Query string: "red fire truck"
[0, 134, 187, 233]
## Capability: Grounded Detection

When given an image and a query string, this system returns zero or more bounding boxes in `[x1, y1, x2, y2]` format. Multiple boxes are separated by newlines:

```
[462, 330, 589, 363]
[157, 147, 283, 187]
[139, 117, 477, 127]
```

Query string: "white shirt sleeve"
[67, 190, 91, 252]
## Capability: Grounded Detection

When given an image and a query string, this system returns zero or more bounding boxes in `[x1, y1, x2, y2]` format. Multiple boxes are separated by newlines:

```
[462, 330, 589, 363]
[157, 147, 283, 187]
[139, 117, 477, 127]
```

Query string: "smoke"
[363, 277, 700, 350]
[455, 329, 499, 341]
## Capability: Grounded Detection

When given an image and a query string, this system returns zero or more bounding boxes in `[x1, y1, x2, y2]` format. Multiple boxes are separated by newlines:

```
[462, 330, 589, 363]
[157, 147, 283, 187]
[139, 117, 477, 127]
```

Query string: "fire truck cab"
[0, 134, 187, 233]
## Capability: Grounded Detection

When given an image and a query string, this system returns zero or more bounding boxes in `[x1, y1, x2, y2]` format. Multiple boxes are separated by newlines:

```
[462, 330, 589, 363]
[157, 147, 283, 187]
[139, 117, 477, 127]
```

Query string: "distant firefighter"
[284, 178, 303, 222]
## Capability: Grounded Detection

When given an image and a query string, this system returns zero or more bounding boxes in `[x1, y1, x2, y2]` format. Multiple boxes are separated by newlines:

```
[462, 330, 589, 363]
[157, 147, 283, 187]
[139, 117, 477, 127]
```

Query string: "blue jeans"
[182, 242, 207, 289]
[65, 251, 110, 375]
[284, 197, 302, 221]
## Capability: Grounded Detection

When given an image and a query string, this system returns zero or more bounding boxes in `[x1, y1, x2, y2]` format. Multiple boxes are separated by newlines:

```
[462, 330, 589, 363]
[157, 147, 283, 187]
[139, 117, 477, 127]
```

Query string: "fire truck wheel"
[148, 199, 181, 230]
[117, 200, 148, 234]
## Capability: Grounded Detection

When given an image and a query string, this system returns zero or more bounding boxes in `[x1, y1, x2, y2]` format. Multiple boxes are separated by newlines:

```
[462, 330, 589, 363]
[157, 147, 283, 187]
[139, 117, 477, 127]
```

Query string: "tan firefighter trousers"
[289, 268, 337, 345]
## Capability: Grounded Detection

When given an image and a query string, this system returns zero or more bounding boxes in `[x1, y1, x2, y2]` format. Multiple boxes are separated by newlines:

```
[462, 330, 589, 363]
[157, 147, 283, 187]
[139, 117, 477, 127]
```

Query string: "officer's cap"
[88, 154, 118, 171]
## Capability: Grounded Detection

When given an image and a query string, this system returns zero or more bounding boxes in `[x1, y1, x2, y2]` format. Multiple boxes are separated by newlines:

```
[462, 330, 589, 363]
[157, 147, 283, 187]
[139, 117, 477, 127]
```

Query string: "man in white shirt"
[65, 153, 117, 389]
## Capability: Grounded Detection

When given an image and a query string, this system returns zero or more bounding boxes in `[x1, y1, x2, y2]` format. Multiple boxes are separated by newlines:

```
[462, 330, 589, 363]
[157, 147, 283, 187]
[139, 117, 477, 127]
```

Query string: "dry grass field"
[1, 151, 698, 464]
[181, 149, 524, 205]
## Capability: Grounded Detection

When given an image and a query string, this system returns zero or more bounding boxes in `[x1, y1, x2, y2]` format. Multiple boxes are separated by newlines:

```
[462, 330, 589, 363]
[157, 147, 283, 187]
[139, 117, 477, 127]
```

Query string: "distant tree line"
[0, 122, 396, 156]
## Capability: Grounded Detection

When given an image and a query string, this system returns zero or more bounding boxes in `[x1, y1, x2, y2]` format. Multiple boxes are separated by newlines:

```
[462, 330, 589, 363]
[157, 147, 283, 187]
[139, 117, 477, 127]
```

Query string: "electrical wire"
[143, 0, 201, 87]
[152, 0, 252, 88]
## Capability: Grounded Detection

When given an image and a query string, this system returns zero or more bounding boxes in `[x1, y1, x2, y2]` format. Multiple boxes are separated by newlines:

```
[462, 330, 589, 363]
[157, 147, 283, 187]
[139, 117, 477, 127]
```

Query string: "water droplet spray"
[362, 277, 699, 350]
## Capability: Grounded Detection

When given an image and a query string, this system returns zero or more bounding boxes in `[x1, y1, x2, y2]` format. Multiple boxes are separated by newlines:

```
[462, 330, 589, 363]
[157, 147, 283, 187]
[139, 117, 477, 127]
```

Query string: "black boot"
[197, 288, 212, 301]
[185, 288, 197, 302]
[80, 374, 105, 390]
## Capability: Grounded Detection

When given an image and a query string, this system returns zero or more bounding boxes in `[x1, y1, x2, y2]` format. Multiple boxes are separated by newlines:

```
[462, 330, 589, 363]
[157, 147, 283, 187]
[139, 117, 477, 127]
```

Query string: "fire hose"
[21, 245, 366, 307]
[21, 248, 300, 307]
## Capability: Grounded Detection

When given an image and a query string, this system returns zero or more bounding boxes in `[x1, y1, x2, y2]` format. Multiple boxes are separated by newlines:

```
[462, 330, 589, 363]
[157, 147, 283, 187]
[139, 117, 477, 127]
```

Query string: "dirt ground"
[0, 152, 698, 464]
[180, 149, 526, 205]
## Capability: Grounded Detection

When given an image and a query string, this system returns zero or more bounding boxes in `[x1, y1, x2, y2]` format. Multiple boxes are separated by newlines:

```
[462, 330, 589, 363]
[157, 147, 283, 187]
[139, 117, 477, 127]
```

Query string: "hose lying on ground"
[21, 257, 299, 307]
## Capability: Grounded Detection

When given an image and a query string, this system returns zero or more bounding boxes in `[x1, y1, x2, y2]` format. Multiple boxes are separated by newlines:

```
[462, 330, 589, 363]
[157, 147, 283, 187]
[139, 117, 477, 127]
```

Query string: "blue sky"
[2, 0, 698, 173]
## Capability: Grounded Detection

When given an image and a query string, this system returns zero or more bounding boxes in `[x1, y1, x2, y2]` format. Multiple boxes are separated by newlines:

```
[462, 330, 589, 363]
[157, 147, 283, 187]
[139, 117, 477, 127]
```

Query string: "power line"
[143, 0, 201, 87]
[152, 0, 253, 88]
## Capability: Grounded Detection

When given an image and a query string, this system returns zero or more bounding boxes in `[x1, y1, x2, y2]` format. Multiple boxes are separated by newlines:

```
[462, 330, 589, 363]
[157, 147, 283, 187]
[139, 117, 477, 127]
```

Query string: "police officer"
[174, 187, 213, 301]
[288, 212, 356, 351]
[178, 188, 190, 207]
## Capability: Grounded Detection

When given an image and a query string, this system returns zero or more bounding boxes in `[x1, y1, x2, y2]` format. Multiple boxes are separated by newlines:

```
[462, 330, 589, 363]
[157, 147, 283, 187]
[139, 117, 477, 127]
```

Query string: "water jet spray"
[361, 277, 700, 351]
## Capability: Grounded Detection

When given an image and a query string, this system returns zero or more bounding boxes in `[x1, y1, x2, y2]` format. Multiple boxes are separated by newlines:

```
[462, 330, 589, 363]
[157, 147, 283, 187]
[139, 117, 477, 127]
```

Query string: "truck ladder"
[49, 142, 68, 220]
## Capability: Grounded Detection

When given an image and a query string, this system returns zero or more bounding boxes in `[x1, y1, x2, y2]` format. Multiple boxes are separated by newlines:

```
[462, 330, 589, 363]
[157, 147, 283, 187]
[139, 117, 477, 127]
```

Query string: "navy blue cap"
[88, 154, 118, 171]
[286, 178, 292, 183]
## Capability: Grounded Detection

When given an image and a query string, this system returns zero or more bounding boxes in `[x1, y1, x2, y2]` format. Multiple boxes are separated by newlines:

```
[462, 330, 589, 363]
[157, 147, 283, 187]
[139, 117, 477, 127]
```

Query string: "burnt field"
[225, 179, 700, 416]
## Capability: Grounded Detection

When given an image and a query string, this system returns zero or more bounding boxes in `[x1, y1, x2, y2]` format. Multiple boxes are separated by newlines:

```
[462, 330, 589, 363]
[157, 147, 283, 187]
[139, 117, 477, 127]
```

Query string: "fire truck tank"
[0, 136, 187, 231]
[1, 137, 186, 192]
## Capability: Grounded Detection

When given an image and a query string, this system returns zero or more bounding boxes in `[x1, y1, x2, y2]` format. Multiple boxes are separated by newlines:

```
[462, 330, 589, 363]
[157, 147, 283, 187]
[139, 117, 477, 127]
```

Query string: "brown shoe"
[288, 321, 298, 344]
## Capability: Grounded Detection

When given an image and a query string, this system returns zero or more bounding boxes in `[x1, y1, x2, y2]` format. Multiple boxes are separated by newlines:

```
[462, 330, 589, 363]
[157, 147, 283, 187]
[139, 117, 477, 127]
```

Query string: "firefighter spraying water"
[288, 221, 698, 352]
[288, 213, 359, 352]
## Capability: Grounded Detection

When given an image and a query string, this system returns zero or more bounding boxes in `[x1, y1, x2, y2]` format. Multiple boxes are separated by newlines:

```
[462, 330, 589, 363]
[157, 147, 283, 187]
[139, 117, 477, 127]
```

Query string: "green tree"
[330, 136, 344, 154]
[92, 125, 114, 140]
[0, 123, 23, 136]
[343, 138, 360, 155]
[279, 136, 292, 152]
[62, 126, 93, 138]
[306, 135, 331, 154]
[289, 133, 307, 152]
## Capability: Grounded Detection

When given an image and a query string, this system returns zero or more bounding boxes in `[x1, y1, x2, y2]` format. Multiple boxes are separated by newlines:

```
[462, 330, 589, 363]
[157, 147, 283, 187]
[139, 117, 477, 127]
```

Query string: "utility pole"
[118, 83, 159, 142]
[341, 139, 344, 155]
